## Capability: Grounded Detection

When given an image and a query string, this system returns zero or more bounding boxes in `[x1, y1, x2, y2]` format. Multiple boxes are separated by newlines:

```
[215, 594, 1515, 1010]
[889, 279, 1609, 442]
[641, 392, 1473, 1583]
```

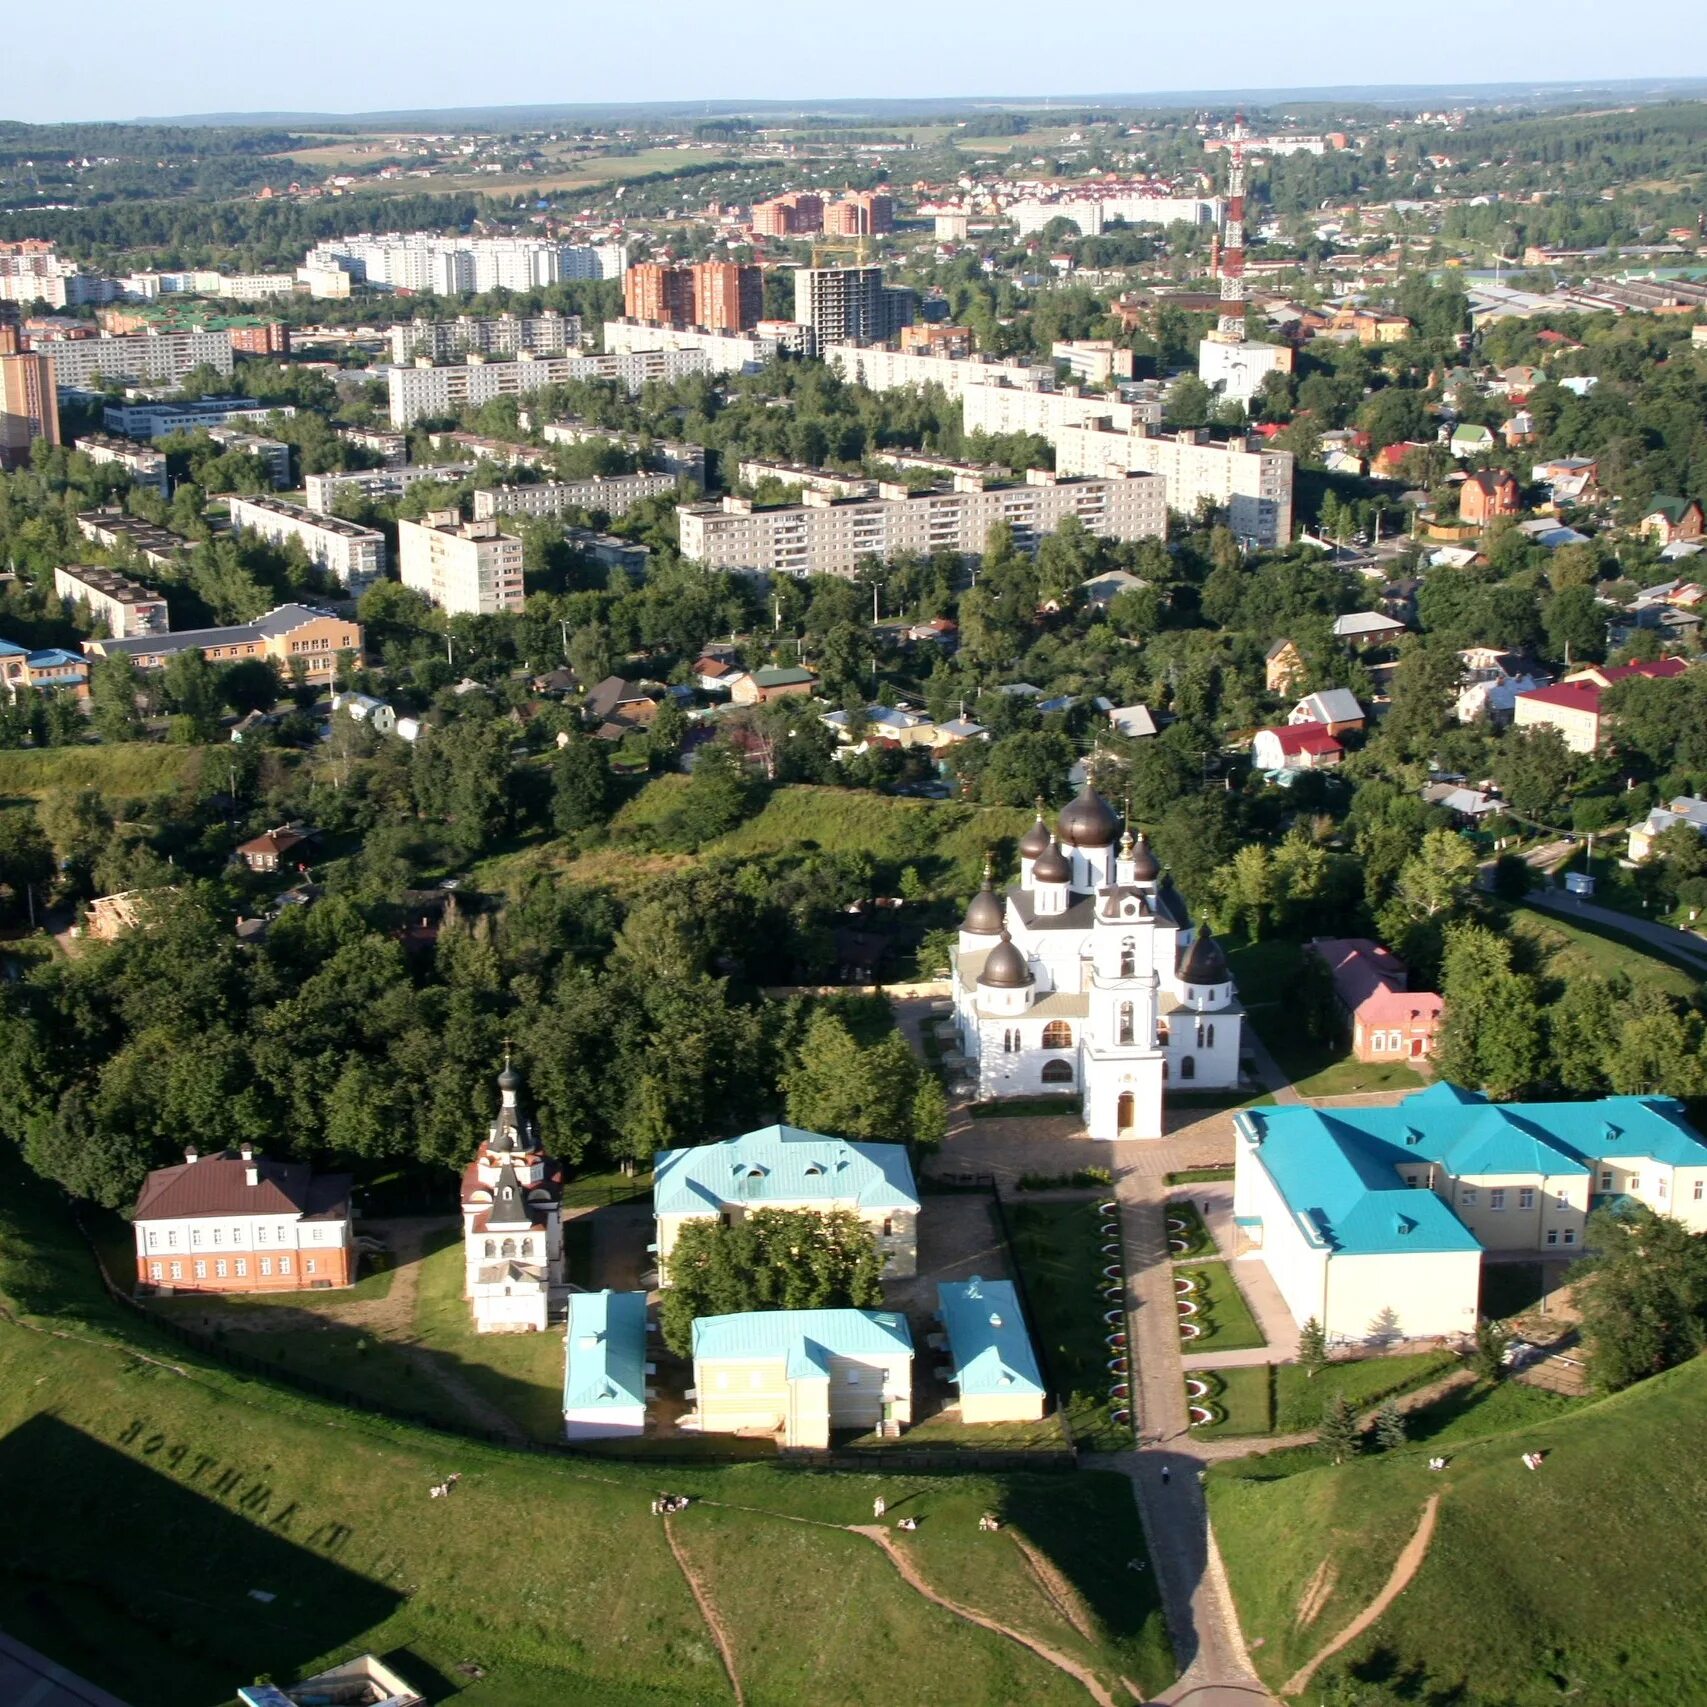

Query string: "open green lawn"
[1272, 1352, 1457, 1434]
[1401, 1378, 1591, 1447]
[1187, 1366, 1272, 1437]
[1222, 937, 1426, 1099]
[1004, 1201, 1131, 1451]
[1176, 1262, 1265, 1353]
[0, 1160, 1173, 1706]
[1209, 1355, 1707, 1701]
[1509, 903, 1703, 998]
[0, 741, 213, 806]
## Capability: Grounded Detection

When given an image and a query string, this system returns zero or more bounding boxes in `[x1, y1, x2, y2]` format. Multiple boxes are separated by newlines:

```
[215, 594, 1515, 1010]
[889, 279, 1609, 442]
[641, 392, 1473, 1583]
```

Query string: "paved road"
[1524, 890, 1707, 968]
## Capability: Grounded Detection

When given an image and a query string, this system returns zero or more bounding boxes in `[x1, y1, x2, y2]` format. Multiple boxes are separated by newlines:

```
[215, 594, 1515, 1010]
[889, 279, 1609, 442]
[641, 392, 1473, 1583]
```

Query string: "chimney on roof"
[239, 1140, 258, 1186]
[184, 1144, 199, 1165]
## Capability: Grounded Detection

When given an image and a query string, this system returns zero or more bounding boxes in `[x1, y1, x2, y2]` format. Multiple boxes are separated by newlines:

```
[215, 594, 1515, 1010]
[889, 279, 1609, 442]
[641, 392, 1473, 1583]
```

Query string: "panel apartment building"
[83, 603, 362, 686]
[76, 508, 190, 570]
[678, 469, 1167, 578]
[960, 381, 1164, 440]
[73, 432, 168, 495]
[542, 417, 706, 485]
[386, 348, 709, 427]
[103, 397, 295, 440]
[387, 311, 581, 365]
[303, 462, 479, 513]
[1054, 424, 1295, 548]
[471, 472, 677, 522]
[225, 495, 386, 591]
[623, 262, 762, 332]
[307, 235, 626, 294]
[397, 511, 524, 616]
[54, 564, 169, 638]
[601, 317, 814, 374]
[31, 327, 233, 390]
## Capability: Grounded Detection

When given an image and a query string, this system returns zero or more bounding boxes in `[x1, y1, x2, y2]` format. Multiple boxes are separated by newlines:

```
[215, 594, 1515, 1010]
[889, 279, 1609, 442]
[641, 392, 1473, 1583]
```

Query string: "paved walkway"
[1525, 889, 1707, 967]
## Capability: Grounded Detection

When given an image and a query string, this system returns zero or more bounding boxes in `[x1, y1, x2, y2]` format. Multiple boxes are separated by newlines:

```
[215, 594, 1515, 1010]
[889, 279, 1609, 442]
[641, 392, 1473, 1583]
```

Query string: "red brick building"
[132, 1144, 355, 1293]
[751, 193, 824, 237]
[1309, 937, 1443, 1063]
[1460, 468, 1521, 527]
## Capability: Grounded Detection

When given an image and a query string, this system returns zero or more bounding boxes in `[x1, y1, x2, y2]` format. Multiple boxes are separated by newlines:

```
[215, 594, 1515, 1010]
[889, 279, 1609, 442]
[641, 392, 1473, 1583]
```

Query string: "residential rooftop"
[653, 1124, 919, 1217]
[691, 1307, 913, 1379]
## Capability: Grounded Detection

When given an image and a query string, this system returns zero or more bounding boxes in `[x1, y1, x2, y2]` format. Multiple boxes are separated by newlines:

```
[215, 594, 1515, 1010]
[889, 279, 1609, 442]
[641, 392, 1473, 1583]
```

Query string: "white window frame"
[1519, 1187, 1535, 1211]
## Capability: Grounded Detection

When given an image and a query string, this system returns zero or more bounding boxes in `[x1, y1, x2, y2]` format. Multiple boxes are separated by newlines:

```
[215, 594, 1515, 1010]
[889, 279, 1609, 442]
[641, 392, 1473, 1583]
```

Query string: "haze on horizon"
[11, 0, 1706, 126]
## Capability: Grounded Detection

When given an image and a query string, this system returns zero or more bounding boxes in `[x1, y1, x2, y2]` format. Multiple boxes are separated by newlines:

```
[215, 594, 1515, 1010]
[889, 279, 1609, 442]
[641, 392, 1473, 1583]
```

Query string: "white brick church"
[951, 784, 1243, 1138]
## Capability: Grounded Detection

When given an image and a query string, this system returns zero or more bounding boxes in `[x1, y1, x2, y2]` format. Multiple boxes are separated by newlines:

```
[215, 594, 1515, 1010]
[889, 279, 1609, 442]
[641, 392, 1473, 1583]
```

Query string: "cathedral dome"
[1018, 808, 1052, 858]
[1179, 925, 1230, 984]
[978, 930, 1034, 988]
[1058, 783, 1120, 848]
[962, 878, 1005, 935]
[1129, 831, 1160, 882]
[498, 1062, 520, 1093]
[1032, 837, 1072, 884]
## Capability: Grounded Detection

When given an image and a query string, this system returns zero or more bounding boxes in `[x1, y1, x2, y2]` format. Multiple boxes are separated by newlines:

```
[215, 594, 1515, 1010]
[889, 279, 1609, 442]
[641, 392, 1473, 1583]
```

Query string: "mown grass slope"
[0, 1162, 1171, 1705]
[1208, 1359, 1707, 1702]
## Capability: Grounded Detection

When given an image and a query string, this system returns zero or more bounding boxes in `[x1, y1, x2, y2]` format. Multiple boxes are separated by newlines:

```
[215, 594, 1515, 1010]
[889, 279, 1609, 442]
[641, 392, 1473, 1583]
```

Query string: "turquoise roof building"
[936, 1277, 1047, 1421]
[562, 1290, 649, 1440]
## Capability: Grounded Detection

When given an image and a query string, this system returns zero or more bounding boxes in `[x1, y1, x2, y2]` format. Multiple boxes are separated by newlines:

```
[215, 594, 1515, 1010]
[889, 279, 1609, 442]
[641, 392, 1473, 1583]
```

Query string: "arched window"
[1041, 1059, 1075, 1084]
[1205, 1022, 1215, 1048]
[1157, 1021, 1170, 1046]
[1181, 1056, 1196, 1081]
[483, 1239, 495, 1258]
[1041, 1020, 1073, 1050]
[1119, 938, 1136, 978]
[500, 1237, 517, 1258]
[1118, 1002, 1135, 1046]
[520, 1239, 532, 1258]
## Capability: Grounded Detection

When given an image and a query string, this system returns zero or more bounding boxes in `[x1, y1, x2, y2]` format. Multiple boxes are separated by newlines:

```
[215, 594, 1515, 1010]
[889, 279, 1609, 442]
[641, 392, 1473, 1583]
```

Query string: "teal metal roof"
[654, 1125, 920, 1216]
[936, 1277, 1045, 1399]
[1236, 1085, 1707, 1259]
[692, 1308, 913, 1381]
[563, 1290, 649, 1413]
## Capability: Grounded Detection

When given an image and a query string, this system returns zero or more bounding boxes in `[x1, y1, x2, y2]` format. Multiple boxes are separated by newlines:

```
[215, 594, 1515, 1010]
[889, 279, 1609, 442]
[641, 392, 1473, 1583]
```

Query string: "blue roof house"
[936, 1277, 1047, 1423]
[1231, 1083, 1707, 1342]
[690, 1308, 914, 1448]
[653, 1125, 920, 1282]
[563, 1290, 649, 1440]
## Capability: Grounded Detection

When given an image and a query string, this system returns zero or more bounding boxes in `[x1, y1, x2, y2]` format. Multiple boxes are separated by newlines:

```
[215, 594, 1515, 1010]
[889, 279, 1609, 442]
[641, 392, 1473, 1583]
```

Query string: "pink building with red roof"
[1252, 721, 1345, 772]
[1309, 937, 1444, 1064]
[1512, 657, 1688, 754]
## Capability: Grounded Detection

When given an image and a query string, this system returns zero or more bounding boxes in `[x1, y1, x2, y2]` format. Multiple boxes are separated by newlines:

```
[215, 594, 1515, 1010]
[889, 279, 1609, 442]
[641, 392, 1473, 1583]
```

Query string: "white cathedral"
[951, 783, 1243, 1139]
[460, 1061, 565, 1332]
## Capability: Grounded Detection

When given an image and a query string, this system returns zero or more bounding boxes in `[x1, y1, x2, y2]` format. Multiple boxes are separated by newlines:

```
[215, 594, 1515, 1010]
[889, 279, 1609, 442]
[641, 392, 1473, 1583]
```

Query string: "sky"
[14, 0, 1706, 124]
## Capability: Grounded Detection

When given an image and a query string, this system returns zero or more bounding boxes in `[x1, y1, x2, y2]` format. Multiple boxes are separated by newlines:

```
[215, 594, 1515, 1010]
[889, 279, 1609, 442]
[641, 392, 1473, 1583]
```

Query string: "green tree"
[675, 742, 756, 846]
[161, 645, 222, 743]
[658, 1206, 884, 1357]
[1373, 1400, 1408, 1452]
[911, 1075, 949, 1153]
[1298, 1315, 1328, 1378]
[1542, 584, 1608, 666]
[1469, 1317, 1511, 1383]
[550, 732, 611, 834]
[0, 810, 54, 922]
[1388, 829, 1479, 923]
[783, 1009, 921, 1144]
[89, 653, 146, 743]
[1497, 726, 1578, 823]
[1578, 1204, 1707, 1391]
[1318, 1393, 1361, 1464]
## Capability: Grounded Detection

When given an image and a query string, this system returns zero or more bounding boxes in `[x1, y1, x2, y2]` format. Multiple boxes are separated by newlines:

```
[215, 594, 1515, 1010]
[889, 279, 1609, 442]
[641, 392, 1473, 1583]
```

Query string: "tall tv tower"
[1210, 113, 1248, 346]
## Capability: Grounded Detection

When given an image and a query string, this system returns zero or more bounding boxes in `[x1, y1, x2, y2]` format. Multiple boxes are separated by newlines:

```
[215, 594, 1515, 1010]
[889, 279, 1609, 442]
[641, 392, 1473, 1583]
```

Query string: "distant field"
[0, 742, 211, 806]
[285, 142, 741, 198]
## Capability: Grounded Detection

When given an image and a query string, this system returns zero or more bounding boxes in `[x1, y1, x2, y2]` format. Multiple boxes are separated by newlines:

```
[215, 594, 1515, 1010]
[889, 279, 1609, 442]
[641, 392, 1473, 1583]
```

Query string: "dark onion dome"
[978, 929, 1034, 988]
[498, 1061, 520, 1092]
[1018, 808, 1052, 858]
[1032, 837, 1072, 884]
[1129, 830, 1160, 882]
[1057, 782, 1121, 848]
[1179, 923, 1230, 984]
[962, 879, 1005, 935]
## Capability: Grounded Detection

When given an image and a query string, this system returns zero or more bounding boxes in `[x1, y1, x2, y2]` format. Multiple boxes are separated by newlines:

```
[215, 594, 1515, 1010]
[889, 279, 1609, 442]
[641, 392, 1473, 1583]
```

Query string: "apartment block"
[899, 323, 975, 359]
[54, 564, 169, 637]
[543, 417, 706, 484]
[83, 603, 362, 685]
[303, 462, 479, 513]
[336, 426, 407, 467]
[75, 509, 190, 569]
[824, 191, 895, 236]
[622, 262, 696, 327]
[690, 261, 765, 332]
[1053, 425, 1294, 548]
[306, 235, 625, 295]
[103, 397, 295, 440]
[386, 348, 708, 427]
[1052, 339, 1136, 384]
[73, 432, 168, 495]
[751, 193, 824, 237]
[793, 266, 914, 344]
[471, 472, 677, 522]
[397, 510, 524, 616]
[28, 327, 233, 390]
[1007, 194, 1222, 237]
[737, 459, 875, 498]
[225, 495, 386, 591]
[678, 468, 1167, 578]
[0, 351, 61, 468]
[827, 343, 1053, 400]
[386, 311, 580, 365]
[959, 380, 1164, 439]
[601, 317, 813, 374]
[205, 426, 291, 489]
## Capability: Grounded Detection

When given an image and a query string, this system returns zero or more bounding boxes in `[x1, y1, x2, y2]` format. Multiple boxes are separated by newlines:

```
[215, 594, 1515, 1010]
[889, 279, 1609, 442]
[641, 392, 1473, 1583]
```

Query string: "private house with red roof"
[1252, 721, 1344, 772]
[1512, 658, 1688, 754]
[132, 1143, 354, 1294]
[1460, 468, 1521, 527]
[1309, 937, 1444, 1064]
[235, 822, 316, 874]
[460, 1061, 564, 1332]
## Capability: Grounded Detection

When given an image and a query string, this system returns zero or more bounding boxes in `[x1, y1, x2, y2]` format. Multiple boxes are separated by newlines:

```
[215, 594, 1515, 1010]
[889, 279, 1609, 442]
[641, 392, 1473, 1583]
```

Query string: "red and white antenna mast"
[1212, 112, 1248, 345]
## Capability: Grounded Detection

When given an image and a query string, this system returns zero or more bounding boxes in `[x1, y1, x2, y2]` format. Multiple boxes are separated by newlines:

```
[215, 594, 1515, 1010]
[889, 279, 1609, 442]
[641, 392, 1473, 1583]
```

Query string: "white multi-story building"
[825, 343, 1055, 400]
[543, 418, 706, 484]
[1053, 425, 1294, 547]
[307, 235, 626, 296]
[960, 381, 1164, 440]
[678, 468, 1167, 578]
[205, 426, 291, 489]
[601, 317, 814, 373]
[1007, 194, 1222, 236]
[386, 348, 708, 427]
[952, 789, 1243, 1139]
[0, 247, 120, 308]
[303, 463, 479, 513]
[31, 328, 234, 390]
[121, 270, 297, 300]
[398, 510, 524, 616]
[225, 494, 386, 591]
[73, 433, 168, 496]
[1198, 337, 1293, 407]
[102, 397, 291, 440]
[387, 311, 581, 364]
[471, 473, 678, 523]
[53, 564, 169, 638]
